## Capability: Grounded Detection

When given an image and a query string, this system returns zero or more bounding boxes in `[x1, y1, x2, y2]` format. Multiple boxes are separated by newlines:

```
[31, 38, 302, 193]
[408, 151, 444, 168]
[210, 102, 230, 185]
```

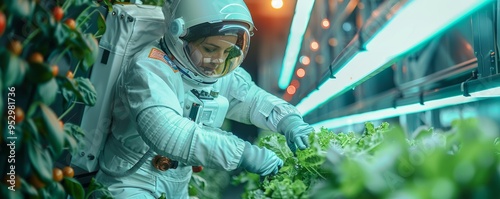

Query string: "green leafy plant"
[0, 0, 113, 198]
[313, 118, 500, 199]
[234, 119, 500, 199]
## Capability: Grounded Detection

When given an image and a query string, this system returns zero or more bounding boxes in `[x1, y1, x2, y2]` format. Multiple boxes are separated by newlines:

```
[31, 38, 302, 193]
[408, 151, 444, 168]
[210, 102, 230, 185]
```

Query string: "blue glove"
[278, 115, 314, 153]
[238, 142, 283, 176]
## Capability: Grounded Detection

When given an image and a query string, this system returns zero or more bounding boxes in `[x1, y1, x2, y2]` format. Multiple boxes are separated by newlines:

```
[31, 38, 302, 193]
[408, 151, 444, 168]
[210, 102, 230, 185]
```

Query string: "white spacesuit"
[94, 0, 314, 198]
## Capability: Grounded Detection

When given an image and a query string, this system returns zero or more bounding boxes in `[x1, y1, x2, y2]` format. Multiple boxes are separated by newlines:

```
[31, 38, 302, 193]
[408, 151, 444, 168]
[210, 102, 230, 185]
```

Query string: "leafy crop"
[234, 119, 500, 199]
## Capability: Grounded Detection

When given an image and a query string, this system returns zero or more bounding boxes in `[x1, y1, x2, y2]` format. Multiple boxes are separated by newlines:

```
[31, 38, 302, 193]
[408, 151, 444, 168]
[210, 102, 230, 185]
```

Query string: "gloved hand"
[238, 142, 283, 176]
[278, 115, 314, 153]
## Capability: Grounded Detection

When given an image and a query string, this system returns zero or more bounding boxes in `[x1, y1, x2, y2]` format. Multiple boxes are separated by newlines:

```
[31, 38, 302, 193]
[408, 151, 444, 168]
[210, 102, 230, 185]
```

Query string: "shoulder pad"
[147, 48, 179, 72]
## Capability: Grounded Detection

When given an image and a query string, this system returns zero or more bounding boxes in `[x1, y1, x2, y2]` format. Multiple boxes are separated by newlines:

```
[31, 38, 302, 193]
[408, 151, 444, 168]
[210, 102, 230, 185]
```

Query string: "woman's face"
[188, 35, 238, 76]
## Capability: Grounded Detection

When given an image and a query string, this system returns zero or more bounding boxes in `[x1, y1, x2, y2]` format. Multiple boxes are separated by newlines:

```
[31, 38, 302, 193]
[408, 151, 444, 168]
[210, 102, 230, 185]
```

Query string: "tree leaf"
[63, 122, 86, 154]
[27, 140, 53, 184]
[5, 0, 35, 18]
[0, 183, 24, 199]
[0, 49, 29, 87]
[81, 34, 99, 71]
[46, 182, 67, 199]
[36, 78, 59, 105]
[26, 62, 53, 84]
[63, 177, 85, 199]
[74, 77, 97, 106]
[35, 103, 65, 158]
[95, 12, 106, 38]
[20, 177, 39, 197]
[54, 23, 70, 46]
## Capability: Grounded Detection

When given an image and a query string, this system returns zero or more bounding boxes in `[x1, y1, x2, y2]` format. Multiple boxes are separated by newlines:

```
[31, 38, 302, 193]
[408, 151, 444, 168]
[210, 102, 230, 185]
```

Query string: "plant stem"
[77, 9, 101, 29]
[74, 60, 81, 74]
[59, 99, 76, 120]
[51, 46, 70, 66]
[22, 29, 40, 47]
[62, 0, 74, 12]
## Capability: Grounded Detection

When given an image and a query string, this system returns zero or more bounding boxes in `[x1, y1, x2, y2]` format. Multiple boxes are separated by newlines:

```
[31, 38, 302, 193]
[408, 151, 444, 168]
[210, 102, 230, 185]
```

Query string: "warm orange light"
[310, 41, 319, 51]
[283, 93, 292, 102]
[291, 79, 300, 88]
[296, 68, 305, 78]
[328, 38, 338, 47]
[300, 56, 310, 66]
[321, 18, 330, 29]
[286, 85, 296, 95]
[271, 0, 283, 9]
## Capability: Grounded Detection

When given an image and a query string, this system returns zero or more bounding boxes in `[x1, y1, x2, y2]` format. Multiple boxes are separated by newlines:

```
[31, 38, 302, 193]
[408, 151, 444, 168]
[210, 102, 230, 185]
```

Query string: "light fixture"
[295, 0, 491, 116]
[311, 86, 500, 129]
[278, 0, 316, 89]
[365, 0, 491, 58]
[296, 51, 392, 115]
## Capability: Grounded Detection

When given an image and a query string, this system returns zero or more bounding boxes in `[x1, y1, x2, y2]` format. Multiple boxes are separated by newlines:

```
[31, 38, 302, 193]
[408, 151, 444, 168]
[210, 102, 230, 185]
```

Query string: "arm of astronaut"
[136, 106, 245, 171]
[223, 67, 313, 152]
[224, 67, 303, 133]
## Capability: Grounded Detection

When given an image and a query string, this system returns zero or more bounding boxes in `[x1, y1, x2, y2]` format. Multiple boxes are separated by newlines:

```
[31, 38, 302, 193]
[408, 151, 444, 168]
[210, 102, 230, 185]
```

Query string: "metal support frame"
[472, 1, 499, 78]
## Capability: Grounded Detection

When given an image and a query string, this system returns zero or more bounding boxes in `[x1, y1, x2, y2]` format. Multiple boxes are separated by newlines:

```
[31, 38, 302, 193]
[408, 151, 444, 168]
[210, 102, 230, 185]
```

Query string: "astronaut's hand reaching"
[278, 115, 314, 153]
[238, 142, 283, 176]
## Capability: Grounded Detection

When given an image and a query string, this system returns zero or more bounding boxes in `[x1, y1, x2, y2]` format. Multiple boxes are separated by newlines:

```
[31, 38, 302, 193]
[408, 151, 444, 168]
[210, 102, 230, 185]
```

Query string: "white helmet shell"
[162, 0, 254, 84]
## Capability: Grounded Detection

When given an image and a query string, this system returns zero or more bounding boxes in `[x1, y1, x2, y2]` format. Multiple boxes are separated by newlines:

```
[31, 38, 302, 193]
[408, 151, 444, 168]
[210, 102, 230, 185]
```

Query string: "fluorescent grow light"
[310, 86, 500, 129]
[295, 0, 491, 116]
[278, 0, 316, 89]
[296, 51, 391, 115]
[366, 0, 491, 57]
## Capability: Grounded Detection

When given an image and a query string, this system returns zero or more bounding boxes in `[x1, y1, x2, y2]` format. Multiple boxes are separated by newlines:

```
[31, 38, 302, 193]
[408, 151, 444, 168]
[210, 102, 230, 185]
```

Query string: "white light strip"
[366, 0, 491, 57]
[295, 0, 490, 116]
[296, 51, 392, 115]
[311, 87, 500, 129]
[278, 0, 316, 89]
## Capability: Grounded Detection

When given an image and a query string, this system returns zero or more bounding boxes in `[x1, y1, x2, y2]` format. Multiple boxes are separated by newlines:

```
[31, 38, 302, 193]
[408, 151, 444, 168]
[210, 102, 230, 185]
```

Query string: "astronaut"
[94, 0, 314, 198]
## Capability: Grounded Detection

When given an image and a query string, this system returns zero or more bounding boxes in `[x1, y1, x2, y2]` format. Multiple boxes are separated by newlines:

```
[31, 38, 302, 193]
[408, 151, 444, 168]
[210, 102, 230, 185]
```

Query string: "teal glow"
[311, 87, 500, 129]
[278, 0, 316, 89]
[296, 52, 391, 115]
[365, 0, 491, 57]
[295, 0, 491, 116]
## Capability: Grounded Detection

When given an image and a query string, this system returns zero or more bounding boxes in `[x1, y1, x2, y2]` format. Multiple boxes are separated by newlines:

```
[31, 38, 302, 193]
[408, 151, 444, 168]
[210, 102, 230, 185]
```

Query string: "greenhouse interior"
[1, 0, 499, 198]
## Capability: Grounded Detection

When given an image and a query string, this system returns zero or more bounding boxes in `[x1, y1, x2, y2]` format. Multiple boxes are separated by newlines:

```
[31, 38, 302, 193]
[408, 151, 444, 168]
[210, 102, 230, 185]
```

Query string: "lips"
[201, 65, 217, 71]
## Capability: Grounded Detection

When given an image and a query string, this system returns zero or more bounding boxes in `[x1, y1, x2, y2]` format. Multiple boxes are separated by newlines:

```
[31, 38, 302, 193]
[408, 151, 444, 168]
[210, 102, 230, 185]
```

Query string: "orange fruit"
[29, 175, 45, 189]
[53, 168, 63, 182]
[66, 71, 74, 79]
[59, 120, 64, 129]
[51, 65, 59, 77]
[52, 6, 64, 22]
[7, 40, 23, 56]
[62, 166, 74, 178]
[28, 52, 44, 64]
[0, 11, 6, 36]
[14, 107, 25, 123]
[64, 18, 76, 30]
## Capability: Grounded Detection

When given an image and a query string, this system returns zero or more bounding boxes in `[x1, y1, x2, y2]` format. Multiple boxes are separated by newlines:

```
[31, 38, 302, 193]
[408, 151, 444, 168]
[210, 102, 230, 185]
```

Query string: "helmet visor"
[184, 24, 250, 78]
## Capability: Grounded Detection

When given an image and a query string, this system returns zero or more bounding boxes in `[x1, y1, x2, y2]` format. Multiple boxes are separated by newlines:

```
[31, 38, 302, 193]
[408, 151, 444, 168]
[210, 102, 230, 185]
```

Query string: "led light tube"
[278, 0, 316, 89]
[297, 51, 392, 115]
[295, 0, 491, 116]
[310, 86, 500, 129]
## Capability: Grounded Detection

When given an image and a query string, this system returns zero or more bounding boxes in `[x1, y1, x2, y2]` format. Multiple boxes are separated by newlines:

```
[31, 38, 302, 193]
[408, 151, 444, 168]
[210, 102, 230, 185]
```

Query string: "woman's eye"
[203, 47, 216, 53]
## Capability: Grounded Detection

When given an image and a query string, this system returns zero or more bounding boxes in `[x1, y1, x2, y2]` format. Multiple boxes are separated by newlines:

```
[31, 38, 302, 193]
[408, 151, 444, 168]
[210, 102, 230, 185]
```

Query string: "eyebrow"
[203, 43, 221, 49]
[203, 42, 233, 51]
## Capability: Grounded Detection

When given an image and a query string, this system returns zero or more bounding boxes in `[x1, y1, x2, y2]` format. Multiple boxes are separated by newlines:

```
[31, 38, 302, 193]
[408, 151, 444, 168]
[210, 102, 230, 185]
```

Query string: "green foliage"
[233, 119, 500, 199]
[188, 168, 233, 199]
[314, 118, 500, 199]
[0, 0, 110, 198]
